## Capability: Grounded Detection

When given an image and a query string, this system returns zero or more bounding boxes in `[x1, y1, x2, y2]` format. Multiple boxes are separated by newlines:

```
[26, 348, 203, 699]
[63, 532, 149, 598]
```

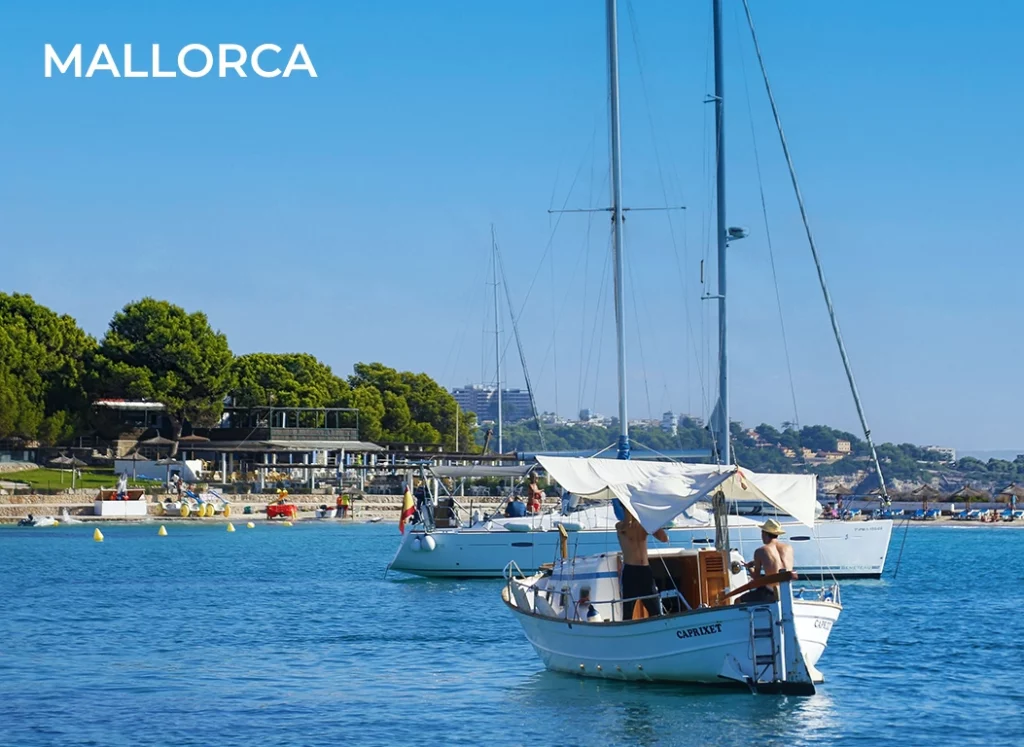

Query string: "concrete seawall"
[0, 492, 506, 522]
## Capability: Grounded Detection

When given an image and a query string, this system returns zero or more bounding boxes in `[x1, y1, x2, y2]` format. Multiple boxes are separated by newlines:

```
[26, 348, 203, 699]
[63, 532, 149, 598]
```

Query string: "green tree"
[348, 362, 472, 448]
[348, 385, 385, 442]
[230, 353, 350, 425]
[92, 298, 233, 455]
[0, 293, 95, 443]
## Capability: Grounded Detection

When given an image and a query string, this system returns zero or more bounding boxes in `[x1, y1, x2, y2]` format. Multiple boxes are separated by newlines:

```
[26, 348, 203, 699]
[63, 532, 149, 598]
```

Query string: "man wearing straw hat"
[739, 519, 794, 604]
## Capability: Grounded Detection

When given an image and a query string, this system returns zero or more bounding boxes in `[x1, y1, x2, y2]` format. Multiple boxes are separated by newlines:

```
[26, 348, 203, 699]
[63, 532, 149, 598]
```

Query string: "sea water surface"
[1, 521, 1021, 746]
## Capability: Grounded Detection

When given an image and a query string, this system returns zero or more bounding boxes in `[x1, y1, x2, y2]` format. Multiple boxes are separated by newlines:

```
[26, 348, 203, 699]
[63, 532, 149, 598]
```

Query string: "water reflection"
[510, 670, 839, 745]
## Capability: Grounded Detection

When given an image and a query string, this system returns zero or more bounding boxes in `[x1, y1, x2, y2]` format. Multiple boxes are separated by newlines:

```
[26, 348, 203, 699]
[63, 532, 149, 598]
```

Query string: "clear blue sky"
[1, 1, 1021, 452]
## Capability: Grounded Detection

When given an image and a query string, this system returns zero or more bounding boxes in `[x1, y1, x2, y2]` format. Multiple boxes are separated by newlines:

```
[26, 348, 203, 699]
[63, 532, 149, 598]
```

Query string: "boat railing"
[512, 576, 696, 622]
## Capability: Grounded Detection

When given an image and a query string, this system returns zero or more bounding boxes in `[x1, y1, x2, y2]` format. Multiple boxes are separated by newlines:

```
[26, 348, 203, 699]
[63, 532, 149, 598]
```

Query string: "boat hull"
[504, 588, 839, 689]
[389, 519, 892, 579]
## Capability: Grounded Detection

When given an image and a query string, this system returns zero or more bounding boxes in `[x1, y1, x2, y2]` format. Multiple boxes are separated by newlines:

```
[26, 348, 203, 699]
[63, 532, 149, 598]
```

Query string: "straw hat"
[759, 518, 786, 536]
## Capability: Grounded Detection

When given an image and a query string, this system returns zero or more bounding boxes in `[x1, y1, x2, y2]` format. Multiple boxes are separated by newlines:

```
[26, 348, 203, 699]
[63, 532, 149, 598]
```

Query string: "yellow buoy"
[158, 525, 168, 536]
[281, 520, 293, 527]
[180, 504, 190, 518]
[226, 522, 235, 532]
[222, 505, 231, 518]
[246, 522, 255, 529]
[93, 528, 104, 542]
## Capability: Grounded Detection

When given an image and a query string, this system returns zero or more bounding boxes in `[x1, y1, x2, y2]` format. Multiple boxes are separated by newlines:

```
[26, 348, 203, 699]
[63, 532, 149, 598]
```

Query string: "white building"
[661, 411, 678, 435]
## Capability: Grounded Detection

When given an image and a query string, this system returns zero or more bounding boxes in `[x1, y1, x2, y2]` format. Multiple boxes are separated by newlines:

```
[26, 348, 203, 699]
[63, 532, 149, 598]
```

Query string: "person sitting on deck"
[614, 499, 669, 620]
[505, 495, 527, 518]
[574, 586, 604, 623]
[739, 519, 794, 604]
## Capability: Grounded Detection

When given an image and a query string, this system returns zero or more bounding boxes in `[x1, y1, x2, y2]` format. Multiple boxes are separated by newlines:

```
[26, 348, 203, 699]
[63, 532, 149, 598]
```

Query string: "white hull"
[508, 595, 838, 689]
[501, 551, 841, 694]
[390, 515, 892, 579]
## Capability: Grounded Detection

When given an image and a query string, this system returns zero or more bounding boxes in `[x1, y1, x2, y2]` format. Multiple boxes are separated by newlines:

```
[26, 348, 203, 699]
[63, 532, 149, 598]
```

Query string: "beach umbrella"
[48, 454, 87, 467]
[177, 433, 210, 459]
[139, 435, 175, 459]
[950, 485, 990, 503]
[997, 483, 1024, 509]
[910, 484, 942, 508]
[121, 450, 149, 480]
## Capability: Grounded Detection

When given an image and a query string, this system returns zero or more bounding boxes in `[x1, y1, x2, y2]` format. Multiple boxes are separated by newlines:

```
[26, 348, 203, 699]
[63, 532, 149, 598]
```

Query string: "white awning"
[536, 456, 817, 533]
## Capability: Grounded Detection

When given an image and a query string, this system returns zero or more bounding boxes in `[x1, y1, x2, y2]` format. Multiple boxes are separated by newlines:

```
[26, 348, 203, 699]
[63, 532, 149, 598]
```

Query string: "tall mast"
[491, 224, 503, 454]
[712, 0, 729, 466]
[606, 0, 630, 460]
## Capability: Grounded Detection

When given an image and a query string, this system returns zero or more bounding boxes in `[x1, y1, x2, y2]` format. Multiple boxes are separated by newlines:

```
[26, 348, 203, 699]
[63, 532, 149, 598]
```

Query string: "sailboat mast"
[606, 0, 630, 460]
[491, 224, 503, 454]
[712, 0, 729, 467]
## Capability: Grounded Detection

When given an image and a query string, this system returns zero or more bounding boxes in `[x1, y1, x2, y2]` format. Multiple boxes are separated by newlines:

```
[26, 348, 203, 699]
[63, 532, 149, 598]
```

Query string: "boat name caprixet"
[675, 623, 723, 639]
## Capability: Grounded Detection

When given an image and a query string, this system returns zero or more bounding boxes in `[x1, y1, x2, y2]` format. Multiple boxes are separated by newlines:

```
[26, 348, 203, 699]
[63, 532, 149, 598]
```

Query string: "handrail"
[719, 570, 797, 601]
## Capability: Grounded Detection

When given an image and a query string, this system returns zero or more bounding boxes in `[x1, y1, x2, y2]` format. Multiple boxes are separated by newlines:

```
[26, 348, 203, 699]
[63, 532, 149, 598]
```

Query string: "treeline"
[0, 294, 475, 452]
[497, 419, 1024, 486]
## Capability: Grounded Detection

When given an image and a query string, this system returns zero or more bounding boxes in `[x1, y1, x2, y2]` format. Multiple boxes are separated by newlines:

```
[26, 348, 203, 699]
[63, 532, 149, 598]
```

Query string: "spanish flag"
[399, 487, 415, 534]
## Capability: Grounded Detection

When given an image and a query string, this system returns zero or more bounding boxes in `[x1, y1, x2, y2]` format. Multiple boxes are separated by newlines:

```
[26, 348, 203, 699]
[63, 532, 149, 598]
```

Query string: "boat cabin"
[526, 547, 748, 623]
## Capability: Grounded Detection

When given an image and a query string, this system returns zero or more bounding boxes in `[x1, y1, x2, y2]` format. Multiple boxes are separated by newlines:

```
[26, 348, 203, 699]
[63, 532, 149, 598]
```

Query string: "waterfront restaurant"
[188, 406, 383, 492]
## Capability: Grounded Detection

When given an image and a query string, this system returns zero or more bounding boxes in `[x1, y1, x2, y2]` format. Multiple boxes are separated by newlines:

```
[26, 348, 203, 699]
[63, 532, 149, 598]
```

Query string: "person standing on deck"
[614, 498, 669, 619]
[527, 478, 543, 515]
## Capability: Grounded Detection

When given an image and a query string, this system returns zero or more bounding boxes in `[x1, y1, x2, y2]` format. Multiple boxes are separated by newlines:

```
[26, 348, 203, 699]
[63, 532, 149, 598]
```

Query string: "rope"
[893, 515, 912, 578]
[493, 232, 546, 448]
[740, 0, 889, 500]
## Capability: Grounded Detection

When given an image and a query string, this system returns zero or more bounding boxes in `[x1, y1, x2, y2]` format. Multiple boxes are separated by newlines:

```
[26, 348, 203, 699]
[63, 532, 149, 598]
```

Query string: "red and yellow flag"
[399, 487, 415, 534]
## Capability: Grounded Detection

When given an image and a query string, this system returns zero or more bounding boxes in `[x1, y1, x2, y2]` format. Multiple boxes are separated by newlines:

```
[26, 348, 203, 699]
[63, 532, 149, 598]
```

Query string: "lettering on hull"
[676, 622, 723, 639]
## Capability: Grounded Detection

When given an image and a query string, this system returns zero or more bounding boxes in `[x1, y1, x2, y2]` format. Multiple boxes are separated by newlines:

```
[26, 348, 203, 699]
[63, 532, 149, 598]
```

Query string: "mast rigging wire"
[493, 231, 547, 448]
[740, 0, 889, 500]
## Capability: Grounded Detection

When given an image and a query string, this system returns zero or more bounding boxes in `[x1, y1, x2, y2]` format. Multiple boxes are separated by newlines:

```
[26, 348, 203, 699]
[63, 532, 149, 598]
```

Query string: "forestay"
[536, 456, 817, 533]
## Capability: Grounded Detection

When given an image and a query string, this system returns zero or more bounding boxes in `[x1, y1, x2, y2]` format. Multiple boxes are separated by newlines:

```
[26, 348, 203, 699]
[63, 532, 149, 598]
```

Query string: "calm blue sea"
[1, 522, 1021, 747]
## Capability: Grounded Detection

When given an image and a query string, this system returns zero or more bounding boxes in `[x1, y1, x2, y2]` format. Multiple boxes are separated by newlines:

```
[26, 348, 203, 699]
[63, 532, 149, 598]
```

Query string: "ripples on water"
[1, 522, 1021, 746]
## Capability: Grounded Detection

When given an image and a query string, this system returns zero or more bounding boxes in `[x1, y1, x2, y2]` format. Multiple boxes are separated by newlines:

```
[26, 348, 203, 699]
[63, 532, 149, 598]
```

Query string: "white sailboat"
[501, 0, 845, 694]
[390, 0, 895, 584]
[502, 457, 839, 693]
[389, 483, 890, 578]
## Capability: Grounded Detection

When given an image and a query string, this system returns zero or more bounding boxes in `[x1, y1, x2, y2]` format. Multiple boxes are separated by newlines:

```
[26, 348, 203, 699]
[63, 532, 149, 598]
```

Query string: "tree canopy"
[230, 353, 349, 409]
[92, 298, 234, 453]
[349, 362, 472, 448]
[0, 293, 96, 444]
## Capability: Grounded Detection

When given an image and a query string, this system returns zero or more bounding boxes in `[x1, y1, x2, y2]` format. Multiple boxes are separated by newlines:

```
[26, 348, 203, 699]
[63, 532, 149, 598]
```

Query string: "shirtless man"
[614, 499, 669, 619]
[740, 518, 794, 603]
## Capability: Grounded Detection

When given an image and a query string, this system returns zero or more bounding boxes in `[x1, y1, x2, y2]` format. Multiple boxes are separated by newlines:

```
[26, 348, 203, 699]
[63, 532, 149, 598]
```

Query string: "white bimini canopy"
[536, 456, 817, 533]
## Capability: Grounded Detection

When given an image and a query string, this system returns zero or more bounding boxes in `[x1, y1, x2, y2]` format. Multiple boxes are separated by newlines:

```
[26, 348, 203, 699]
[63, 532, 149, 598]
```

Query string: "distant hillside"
[483, 419, 1024, 493]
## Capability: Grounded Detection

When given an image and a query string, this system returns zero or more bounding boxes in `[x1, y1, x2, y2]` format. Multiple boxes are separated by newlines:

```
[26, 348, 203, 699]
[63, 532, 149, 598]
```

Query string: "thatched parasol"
[997, 483, 1024, 505]
[48, 455, 87, 467]
[140, 436, 175, 446]
[950, 484, 990, 503]
[177, 434, 210, 443]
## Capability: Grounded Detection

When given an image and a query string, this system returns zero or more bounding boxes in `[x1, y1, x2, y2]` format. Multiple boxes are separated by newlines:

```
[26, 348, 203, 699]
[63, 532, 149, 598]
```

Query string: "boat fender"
[421, 535, 437, 551]
[411, 538, 422, 552]
[505, 523, 531, 532]
[557, 522, 583, 532]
